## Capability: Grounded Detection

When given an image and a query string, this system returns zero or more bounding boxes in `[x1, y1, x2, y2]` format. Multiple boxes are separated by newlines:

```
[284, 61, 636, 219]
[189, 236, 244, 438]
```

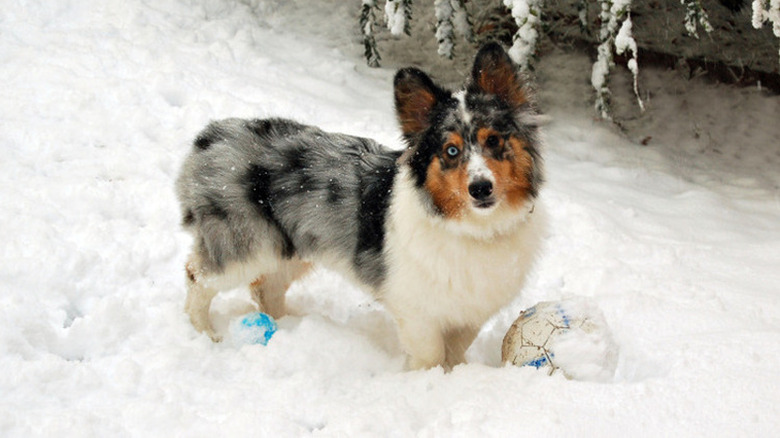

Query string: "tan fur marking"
[250, 276, 266, 289]
[476, 128, 505, 150]
[425, 157, 469, 218]
[486, 136, 534, 208]
[185, 263, 197, 284]
[445, 132, 464, 148]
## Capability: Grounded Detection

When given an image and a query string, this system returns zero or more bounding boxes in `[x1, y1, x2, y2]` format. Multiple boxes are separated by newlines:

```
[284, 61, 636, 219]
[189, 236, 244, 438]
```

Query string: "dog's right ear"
[394, 68, 441, 139]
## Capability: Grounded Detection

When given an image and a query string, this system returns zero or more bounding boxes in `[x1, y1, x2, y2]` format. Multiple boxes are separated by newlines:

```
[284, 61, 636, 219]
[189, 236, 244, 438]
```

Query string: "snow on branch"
[357, 0, 778, 118]
[385, 0, 413, 36]
[592, 0, 626, 119]
[615, 15, 644, 112]
[435, 0, 472, 59]
[752, 0, 780, 66]
[360, 0, 381, 68]
[680, 0, 713, 39]
[452, 0, 474, 43]
[502, 0, 544, 71]
[435, 0, 456, 58]
[577, 0, 591, 34]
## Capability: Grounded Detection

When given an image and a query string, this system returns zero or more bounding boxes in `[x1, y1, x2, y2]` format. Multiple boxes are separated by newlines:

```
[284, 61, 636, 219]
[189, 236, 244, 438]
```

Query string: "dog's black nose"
[468, 180, 493, 200]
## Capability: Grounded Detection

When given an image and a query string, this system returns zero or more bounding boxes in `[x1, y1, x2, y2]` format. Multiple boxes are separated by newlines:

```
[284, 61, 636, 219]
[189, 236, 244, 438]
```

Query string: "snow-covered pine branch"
[385, 0, 413, 36]
[452, 0, 474, 43]
[502, 0, 544, 71]
[435, 0, 456, 58]
[592, 1, 622, 119]
[435, 0, 471, 59]
[615, 15, 644, 112]
[360, 0, 381, 67]
[680, 0, 713, 38]
[591, 0, 643, 120]
[752, 0, 780, 66]
[357, 0, 777, 117]
[577, 0, 590, 34]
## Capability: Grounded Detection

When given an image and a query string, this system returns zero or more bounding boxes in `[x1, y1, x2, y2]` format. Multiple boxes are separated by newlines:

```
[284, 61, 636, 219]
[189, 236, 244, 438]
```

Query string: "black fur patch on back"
[194, 123, 228, 151]
[280, 145, 309, 171]
[244, 164, 296, 258]
[183, 209, 195, 226]
[327, 179, 345, 204]
[207, 199, 230, 219]
[282, 145, 315, 196]
[354, 151, 401, 284]
[245, 119, 273, 138]
[246, 118, 306, 142]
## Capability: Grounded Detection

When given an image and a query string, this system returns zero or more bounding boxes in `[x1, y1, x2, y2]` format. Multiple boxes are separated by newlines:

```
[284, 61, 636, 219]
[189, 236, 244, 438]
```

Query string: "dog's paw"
[406, 355, 445, 371]
[206, 329, 223, 343]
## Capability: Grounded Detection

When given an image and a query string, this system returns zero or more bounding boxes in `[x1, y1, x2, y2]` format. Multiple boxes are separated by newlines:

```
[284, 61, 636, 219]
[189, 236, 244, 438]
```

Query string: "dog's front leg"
[444, 326, 479, 370]
[396, 317, 446, 370]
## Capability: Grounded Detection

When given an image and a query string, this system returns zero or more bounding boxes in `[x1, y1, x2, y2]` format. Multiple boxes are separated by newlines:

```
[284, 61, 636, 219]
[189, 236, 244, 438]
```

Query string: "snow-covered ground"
[2, 0, 779, 436]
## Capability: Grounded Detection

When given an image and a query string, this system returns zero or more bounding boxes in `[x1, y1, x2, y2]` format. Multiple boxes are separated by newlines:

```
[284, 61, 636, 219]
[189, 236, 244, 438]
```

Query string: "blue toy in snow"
[229, 312, 278, 345]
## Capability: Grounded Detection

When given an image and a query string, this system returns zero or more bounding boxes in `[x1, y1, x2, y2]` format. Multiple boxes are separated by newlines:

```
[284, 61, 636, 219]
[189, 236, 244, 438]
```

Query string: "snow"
[680, 0, 713, 38]
[614, 15, 643, 111]
[752, 0, 780, 65]
[548, 299, 619, 382]
[614, 17, 636, 66]
[502, 298, 620, 381]
[753, 0, 780, 35]
[384, 0, 407, 36]
[450, 0, 472, 42]
[1, 0, 780, 436]
[435, 0, 456, 58]
[503, 0, 543, 70]
[433, 0, 472, 59]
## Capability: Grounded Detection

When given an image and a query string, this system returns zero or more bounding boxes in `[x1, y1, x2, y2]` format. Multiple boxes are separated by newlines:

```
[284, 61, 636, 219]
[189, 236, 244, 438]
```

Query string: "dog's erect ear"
[394, 68, 441, 138]
[470, 43, 526, 108]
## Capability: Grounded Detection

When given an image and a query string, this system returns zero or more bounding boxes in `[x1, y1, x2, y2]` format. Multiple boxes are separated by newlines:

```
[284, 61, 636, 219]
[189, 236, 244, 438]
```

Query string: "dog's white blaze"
[467, 150, 494, 184]
[454, 90, 472, 124]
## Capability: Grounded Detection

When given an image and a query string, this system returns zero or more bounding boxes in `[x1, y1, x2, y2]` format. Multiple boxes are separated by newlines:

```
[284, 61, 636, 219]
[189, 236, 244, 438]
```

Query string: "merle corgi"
[176, 43, 545, 370]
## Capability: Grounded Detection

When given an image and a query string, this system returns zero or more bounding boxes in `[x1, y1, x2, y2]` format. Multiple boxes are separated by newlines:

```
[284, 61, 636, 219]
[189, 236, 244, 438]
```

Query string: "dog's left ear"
[470, 43, 527, 109]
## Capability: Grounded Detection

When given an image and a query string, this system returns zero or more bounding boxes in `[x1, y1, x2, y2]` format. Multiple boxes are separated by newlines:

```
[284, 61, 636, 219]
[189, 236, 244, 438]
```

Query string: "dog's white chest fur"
[382, 168, 544, 330]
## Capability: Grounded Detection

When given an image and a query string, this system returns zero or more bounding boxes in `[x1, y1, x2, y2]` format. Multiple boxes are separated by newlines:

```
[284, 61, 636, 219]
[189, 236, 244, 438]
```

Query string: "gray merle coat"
[176, 43, 545, 370]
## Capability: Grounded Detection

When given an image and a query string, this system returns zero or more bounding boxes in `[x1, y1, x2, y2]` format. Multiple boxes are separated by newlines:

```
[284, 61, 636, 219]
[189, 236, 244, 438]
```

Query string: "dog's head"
[394, 43, 543, 232]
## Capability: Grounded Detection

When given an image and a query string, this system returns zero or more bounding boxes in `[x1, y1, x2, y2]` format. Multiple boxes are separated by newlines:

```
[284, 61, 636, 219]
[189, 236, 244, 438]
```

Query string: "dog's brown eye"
[485, 135, 501, 149]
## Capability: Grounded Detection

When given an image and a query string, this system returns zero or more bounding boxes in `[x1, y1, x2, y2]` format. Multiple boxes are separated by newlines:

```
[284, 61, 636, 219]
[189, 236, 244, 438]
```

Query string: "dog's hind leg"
[249, 259, 311, 319]
[184, 257, 221, 341]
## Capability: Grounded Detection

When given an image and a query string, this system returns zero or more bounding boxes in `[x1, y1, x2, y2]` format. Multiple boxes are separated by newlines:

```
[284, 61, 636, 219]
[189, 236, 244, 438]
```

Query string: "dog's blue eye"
[446, 146, 460, 157]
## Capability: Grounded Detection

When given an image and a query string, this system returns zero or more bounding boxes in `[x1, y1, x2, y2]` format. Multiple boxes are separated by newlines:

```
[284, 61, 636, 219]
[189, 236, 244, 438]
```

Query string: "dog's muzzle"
[469, 180, 495, 209]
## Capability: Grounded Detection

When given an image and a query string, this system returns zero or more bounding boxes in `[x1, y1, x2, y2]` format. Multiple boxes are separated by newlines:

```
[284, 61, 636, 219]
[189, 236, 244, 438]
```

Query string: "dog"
[176, 43, 545, 370]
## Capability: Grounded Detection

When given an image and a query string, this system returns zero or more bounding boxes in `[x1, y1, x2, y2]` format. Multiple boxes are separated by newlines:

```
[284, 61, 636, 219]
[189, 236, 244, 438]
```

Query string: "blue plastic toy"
[231, 312, 278, 345]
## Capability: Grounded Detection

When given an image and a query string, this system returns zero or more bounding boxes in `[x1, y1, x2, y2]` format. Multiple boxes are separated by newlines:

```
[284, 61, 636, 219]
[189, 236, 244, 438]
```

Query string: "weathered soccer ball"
[502, 299, 618, 380]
